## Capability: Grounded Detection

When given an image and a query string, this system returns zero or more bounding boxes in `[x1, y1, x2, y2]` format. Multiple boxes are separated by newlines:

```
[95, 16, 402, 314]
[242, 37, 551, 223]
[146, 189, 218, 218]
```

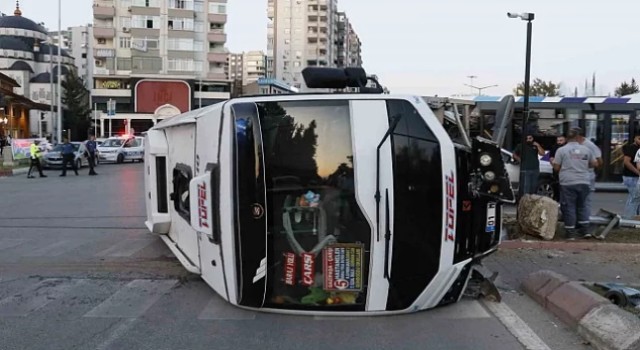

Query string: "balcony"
[94, 48, 115, 58]
[94, 26, 116, 39]
[207, 52, 227, 63]
[207, 32, 227, 43]
[208, 14, 227, 24]
[93, 4, 115, 19]
[207, 72, 228, 80]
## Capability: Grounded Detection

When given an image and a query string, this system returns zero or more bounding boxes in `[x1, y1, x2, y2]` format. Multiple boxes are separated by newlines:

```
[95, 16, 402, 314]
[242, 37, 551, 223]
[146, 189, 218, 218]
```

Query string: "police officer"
[27, 139, 47, 178]
[60, 137, 78, 177]
[85, 134, 98, 176]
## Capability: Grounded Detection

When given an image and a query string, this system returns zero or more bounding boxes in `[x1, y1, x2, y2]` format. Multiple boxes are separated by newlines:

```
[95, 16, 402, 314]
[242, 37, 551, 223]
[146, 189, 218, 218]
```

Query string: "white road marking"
[94, 318, 138, 350]
[23, 239, 91, 257]
[483, 300, 551, 350]
[0, 238, 29, 251]
[198, 294, 256, 320]
[0, 278, 78, 317]
[84, 279, 176, 318]
[95, 239, 156, 257]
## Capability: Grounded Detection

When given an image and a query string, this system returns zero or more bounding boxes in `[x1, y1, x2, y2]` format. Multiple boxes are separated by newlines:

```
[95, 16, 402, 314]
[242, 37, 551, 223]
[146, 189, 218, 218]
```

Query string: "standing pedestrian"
[622, 135, 640, 219]
[27, 139, 47, 178]
[60, 137, 78, 177]
[85, 135, 98, 176]
[553, 129, 598, 239]
[0, 135, 5, 157]
[549, 135, 566, 201]
[513, 134, 545, 195]
[573, 127, 602, 217]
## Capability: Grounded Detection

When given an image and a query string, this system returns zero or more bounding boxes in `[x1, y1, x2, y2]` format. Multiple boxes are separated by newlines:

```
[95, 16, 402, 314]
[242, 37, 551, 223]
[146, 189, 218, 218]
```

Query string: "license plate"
[486, 202, 497, 232]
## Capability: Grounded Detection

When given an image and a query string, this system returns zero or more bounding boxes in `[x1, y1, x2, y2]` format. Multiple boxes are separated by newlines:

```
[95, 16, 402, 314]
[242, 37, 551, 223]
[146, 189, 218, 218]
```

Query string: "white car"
[97, 136, 144, 164]
[41, 142, 91, 169]
[502, 149, 555, 198]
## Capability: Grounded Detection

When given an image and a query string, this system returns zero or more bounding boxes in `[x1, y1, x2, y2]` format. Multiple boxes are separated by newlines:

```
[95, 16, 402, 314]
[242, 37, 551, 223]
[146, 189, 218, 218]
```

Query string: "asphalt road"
[0, 163, 595, 350]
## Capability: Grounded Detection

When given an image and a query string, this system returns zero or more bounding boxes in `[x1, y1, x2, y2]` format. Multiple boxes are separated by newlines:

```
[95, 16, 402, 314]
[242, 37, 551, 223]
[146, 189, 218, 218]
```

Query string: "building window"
[169, 0, 194, 10]
[132, 15, 160, 29]
[168, 17, 194, 31]
[120, 17, 131, 28]
[208, 2, 226, 14]
[119, 37, 131, 48]
[167, 38, 194, 51]
[132, 0, 160, 6]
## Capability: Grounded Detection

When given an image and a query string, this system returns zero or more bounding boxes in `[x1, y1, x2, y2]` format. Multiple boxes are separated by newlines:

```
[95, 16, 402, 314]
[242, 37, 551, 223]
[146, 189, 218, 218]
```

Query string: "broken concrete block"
[517, 194, 559, 240]
[577, 304, 640, 350]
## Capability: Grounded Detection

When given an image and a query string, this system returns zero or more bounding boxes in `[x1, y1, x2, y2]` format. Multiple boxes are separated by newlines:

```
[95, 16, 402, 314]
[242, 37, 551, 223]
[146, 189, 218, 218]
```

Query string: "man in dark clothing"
[60, 137, 78, 177]
[85, 135, 98, 176]
[513, 134, 545, 195]
[549, 135, 566, 201]
[622, 135, 640, 218]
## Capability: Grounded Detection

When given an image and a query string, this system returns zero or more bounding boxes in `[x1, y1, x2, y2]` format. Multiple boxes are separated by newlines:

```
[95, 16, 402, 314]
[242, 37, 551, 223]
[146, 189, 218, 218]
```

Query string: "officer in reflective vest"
[27, 140, 47, 178]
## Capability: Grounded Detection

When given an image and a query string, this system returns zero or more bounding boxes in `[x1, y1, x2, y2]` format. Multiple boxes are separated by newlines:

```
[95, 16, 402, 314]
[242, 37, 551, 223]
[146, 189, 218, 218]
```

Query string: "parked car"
[502, 149, 555, 199]
[42, 142, 90, 169]
[96, 135, 144, 164]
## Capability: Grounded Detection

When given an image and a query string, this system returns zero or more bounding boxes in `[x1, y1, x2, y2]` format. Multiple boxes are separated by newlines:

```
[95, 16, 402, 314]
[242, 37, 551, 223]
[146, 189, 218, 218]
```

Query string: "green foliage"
[61, 69, 91, 140]
[514, 78, 561, 97]
[614, 78, 639, 97]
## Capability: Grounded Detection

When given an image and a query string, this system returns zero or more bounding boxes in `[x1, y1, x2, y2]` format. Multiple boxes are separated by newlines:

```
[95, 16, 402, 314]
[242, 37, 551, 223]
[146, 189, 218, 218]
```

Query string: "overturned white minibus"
[144, 68, 515, 315]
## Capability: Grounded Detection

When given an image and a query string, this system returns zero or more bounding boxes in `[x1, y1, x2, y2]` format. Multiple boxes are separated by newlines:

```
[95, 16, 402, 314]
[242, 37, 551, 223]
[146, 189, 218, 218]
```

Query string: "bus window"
[257, 100, 372, 311]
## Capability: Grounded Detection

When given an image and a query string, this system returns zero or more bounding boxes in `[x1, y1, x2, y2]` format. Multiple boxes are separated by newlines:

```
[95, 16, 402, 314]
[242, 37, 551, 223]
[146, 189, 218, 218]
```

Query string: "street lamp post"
[464, 83, 499, 96]
[56, 0, 62, 144]
[508, 12, 535, 199]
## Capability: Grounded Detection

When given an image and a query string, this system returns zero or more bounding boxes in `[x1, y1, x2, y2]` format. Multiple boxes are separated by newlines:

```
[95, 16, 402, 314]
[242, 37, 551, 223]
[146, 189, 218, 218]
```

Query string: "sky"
[3, 0, 640, 97]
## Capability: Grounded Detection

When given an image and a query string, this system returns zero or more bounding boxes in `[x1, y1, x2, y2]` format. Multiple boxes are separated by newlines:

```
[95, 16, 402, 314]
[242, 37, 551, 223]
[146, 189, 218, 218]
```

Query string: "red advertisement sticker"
[284, 252, 296, 286]
[300, 253, 315, 286]
[323, 243, 364, 291]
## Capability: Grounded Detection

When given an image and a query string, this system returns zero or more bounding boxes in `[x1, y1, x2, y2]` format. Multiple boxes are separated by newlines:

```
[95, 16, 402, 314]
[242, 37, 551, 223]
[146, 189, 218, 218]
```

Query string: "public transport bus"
[143, 68, 515, 315]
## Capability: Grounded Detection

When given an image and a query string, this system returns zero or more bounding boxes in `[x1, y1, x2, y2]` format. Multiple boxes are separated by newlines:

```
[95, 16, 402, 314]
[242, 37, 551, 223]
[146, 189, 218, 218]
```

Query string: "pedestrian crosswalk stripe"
[198, 294, 256, 320]
[0, 278, 79, 317]
[95, 239, 156, 257]
[23, 239, 91, 257]
[83, 279, 176, 318]
[0, 238, 29, 251]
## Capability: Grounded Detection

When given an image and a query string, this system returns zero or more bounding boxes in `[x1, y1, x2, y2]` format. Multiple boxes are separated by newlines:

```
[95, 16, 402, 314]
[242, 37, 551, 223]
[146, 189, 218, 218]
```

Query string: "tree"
[514, 78, 561, 97]
[61, 70, 91, 140]
[614, 78, 639, 97]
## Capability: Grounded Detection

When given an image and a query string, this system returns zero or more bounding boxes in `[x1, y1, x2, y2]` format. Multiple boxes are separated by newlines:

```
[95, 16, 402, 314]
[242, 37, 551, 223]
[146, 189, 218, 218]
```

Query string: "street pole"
[508, 12, 535, 199]
[94, 103, 98, 137]
[518, 18, 533, 198]
[56, 0, 62, 143]
[49, 36, 54, 142]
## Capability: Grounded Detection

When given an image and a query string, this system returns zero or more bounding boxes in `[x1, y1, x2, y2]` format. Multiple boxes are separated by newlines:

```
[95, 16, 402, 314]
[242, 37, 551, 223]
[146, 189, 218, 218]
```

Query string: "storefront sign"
[135, 80, 190, 113]
[323, 243, 364, 292]
[100, 80, 121, 89]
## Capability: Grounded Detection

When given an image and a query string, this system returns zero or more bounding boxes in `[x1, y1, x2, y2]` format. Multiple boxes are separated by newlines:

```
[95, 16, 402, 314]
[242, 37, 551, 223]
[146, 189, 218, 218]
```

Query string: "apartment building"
[91, 0, 231, 137]
[336, 12, 361, 68]
[268, 0, 350, 91]
[50, 25, 94, 89]
[227, 50, 268, 95]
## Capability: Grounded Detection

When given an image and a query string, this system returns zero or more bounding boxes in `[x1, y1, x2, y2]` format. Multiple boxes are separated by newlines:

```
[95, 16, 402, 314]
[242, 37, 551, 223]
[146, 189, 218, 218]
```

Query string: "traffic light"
[40, 112, 45, 121]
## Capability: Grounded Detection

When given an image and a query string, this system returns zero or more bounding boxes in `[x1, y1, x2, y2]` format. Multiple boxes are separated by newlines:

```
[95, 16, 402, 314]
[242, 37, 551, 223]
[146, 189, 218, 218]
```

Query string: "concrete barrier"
[521, 270, 640, 350]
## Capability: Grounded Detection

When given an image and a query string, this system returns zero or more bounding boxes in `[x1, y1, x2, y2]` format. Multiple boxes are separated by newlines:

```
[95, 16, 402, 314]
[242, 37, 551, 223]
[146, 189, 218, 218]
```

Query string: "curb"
[0, 167, 28, 177]
[522, 270, 640, 350]
[500, 240, 640, 252]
